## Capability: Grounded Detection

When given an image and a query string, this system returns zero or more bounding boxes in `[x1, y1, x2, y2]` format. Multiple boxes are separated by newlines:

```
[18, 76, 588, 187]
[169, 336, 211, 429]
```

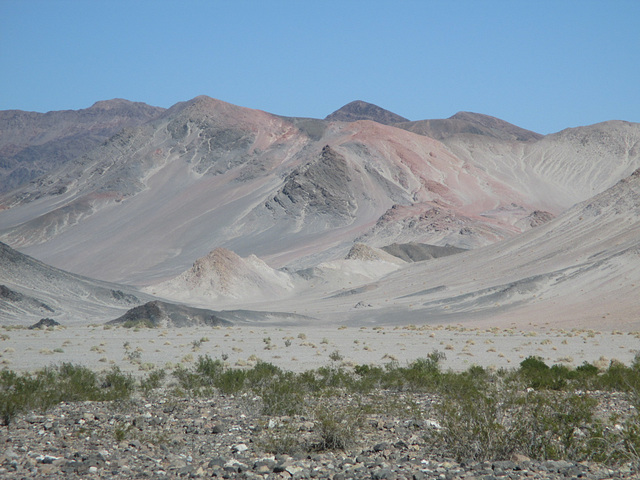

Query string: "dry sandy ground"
[1, 324, 639, 376]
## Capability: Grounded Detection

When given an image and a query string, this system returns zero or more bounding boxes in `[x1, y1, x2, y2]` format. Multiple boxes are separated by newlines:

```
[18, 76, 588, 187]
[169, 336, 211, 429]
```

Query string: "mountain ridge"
[2, 96, 639, 286]
[1, 96, 639, 329]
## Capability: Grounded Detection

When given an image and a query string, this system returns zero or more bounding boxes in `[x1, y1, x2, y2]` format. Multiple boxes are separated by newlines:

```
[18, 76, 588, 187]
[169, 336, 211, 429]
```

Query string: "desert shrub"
[352, 364, 387, 393]
[140, 369, 166, 394]
[436, 365, 490, 398]
[100, 366, 136, 400]
[595, 358, 640, 392]
[575, 361, 600, 377]
[512, 391, 597, 460]
[216, 369, 248, 394]
[0, 364, 134, 425]
[258, 421, 305, 455]
[245, 361, 282, 388]
[436, 383, 599, 462]
[583, 414, 640, 466]
[122, 318, 154, 329]
[436, 382, 513, 461]
[195, 355, 225, 380]
[392, 352, 445, 391]
[259, 372, 305, 416]
[314, 365, 355, 392]
[173, 355, 224, 394]
[0, 370, 40, 425]
[312, 402, 364, 451]
[514, 356, 572, 390]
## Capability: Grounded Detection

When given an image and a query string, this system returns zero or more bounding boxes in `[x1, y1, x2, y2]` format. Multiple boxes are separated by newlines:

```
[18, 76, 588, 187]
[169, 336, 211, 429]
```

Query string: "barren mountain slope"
[0, 99, 164, 193]
[143, 242, 406, 310]
[1, 97, 639, 298]
[442, 120, 640, 212]
[0, 241, 148, 325]
[257, 168, 640, 330]
[0, 97, 544, 285]
[145, 247, 297, 304]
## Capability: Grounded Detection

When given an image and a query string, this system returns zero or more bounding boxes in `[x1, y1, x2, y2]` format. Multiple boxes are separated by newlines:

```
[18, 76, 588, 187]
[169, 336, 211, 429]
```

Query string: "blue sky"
[1, 0, 638, 134]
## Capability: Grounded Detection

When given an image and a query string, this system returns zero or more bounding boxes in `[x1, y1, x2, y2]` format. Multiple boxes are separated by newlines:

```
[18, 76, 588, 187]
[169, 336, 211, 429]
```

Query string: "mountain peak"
[325, 100, 409, 125]
[448, 111, 543, 141]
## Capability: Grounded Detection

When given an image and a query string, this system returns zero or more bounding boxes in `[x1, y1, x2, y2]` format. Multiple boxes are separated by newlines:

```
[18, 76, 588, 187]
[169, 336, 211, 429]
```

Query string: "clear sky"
[1, 0, 638, 134]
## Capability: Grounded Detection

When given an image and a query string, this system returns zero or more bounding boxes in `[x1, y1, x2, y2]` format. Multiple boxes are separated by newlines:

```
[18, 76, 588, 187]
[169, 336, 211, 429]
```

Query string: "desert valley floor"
[2, 324, 638, 376]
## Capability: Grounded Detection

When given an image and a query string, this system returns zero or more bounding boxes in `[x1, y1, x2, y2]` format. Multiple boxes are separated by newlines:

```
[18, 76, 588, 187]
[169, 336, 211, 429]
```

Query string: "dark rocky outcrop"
[28, 318, 60, 329]
[108, 300, 232, 328]
[381, 242, 467, 263]
[267, 145, 357, 222]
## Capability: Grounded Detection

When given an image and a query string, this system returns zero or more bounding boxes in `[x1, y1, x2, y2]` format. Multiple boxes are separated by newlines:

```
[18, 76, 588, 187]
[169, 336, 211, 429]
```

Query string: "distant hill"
[396, 111, 543, 142]
[325, 100, 409, 125]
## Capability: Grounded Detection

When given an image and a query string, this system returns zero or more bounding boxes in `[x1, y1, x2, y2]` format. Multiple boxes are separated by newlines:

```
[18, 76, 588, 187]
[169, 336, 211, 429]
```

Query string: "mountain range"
[1, 97, 639, 329]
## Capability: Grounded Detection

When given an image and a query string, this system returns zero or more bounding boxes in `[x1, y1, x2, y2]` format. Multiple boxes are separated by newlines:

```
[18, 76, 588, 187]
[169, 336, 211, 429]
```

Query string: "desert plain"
[3, 323, 638, 377]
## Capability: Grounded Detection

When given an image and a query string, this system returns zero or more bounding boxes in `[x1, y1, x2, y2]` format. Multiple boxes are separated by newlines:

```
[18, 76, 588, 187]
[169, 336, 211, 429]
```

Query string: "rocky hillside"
[0, 99, 164, 194]
[1, 97, 639, 328]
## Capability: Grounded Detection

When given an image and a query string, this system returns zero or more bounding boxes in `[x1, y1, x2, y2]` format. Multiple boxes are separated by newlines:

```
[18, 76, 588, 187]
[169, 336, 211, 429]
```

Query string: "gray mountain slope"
[107, 300, 314, 328]
[0, 99, 165, 194]
[323, 101, 541, 141]
[0, 241, 147, 325]
[311, 168, 640, 327]
[1, 96, 543, 284]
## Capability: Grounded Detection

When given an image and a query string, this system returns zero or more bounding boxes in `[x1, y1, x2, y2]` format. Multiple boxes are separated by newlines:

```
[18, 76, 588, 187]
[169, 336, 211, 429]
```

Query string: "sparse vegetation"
[0, 352, 638, 468]
[0, 364, 134, 425]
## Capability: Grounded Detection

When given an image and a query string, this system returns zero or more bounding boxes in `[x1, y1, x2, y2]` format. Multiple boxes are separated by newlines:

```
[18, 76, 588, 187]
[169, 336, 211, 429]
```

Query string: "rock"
[0, 388, 635, 480]
[232, 443, 249, 453]
[510, 453, 531, 463]
[28, 318, 60, 329]
[372, 468, 393, 479]
[212, 423, 225, 434]
[285, 465, 303, 475]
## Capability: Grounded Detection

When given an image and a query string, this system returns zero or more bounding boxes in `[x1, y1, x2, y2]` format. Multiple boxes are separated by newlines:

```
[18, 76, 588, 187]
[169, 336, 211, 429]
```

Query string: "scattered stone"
[0, 392, 636, 480]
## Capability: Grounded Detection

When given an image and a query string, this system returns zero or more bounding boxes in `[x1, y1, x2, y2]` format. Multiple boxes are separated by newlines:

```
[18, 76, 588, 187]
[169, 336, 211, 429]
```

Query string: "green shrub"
[595, 359, 640, 392]
[513, 392, 596, 460]
[259, 372, 305, 416]
[258, 421, 304, 455]
[436, 383, 599, 462]
[0, 370, 40, 425]
[312, 403, 364, 451]
[0, 364, 134, 425]
[515, 356, 570, 390]
[436, 383, 512, 461]
[140, 369, 166, 394]
[216, 369, 248, 394]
